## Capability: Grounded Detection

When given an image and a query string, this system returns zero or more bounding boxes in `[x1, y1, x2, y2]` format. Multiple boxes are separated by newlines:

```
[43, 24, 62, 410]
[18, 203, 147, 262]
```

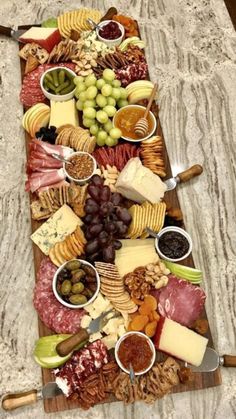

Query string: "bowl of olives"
[52, 259, 100, 309]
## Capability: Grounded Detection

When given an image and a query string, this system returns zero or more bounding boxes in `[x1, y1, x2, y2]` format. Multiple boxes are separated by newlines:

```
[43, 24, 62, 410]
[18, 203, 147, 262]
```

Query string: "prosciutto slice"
[25, 168, 65, 192]
[151, 275, 206, 327]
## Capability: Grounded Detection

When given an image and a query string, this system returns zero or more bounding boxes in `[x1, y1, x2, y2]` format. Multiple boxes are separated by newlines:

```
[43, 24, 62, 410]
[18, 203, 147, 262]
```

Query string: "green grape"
[96, 78, 106, 90]
[86, 86, 98, 99]
[103, 105, 117, 117]
[76, 99, 84, 111]
[97, 130, 108, 142]
[105, 136, 116, 146]
[101, 84, 112, 97]
[119, 87, 128, 99]
[83, 99, 96, 108]
[73, 76, 84, 85]
[84, 74, 97, 87]
[109, 127, 122, 140]
[75, 83, 86, 98]
[96, 110, 109, 124]
[112, 79, 121, 88]
[111, 88, 121, 100]
[117, 99, 129, 108]
[90, 124, 99, 135]
[107, 97, 116, 106]
[96, 136, 106, 146]
[83, 118, 95, 128]
[103, 119, 113, 133]
[96, 94, 107, 108]
[103, 68, 116, 82]
[79, 91, 87, 102]
[83, 107, 96, 119]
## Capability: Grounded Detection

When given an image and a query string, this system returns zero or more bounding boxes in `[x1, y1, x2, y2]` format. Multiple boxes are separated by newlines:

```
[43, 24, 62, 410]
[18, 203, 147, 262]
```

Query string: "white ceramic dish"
[155, 226, 193, 262]
[115, 331, 156, 376]
[52, 259, 100, 309]
[113, 105, 157, 142]
[96, 20, 124, 47]
[63, 151, 97, 184]
[40, 66, 76, 102]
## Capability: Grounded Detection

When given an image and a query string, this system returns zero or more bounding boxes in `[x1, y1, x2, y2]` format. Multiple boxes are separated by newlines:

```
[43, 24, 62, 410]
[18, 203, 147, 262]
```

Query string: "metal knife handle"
[2, 389, 39, 411]
[177, 164, 203, 183]
[221, 355, 236, 367]
[0, 25, 13, 37]
[56, 328, 89, 357]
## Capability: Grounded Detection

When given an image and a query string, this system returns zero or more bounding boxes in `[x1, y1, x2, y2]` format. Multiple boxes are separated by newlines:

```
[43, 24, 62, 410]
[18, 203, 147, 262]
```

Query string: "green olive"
[66, 260, 81, 271]
[71, 282, 84, 294]
[72, 269, 86, 283]
[69, 294, 87, 305]
[60, 280, 72, 296]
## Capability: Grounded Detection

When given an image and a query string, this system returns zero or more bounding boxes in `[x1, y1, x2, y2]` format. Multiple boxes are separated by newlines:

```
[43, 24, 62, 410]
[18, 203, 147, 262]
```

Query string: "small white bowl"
[52, 259, 100, 309]
[63, 151, 97, 184]
[96, 20, 124, 47]
[115, 331, 156, 376]
[113, 105, 157, 142]
[155, 226, 192, 262]
[40, 66, 76, 102]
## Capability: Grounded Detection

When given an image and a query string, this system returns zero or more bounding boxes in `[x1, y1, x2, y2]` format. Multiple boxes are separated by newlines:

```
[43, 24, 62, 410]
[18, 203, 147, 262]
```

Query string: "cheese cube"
[49, 99, 79, 128]
[154, 317, 208, 366]
[102, 334, 118, 350]
[19, 27, 61, 52]
[116, 158, 167, 204]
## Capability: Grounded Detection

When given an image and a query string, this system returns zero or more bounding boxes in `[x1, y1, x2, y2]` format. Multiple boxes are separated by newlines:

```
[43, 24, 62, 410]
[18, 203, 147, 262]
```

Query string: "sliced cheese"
[49, 99, 79, 128]
[154, 317, 208, 366]
[116, 157, 167, 204]
[115, 239, 159, 277]
[31, 204, 82, 255]
[19, 28, 61, 52]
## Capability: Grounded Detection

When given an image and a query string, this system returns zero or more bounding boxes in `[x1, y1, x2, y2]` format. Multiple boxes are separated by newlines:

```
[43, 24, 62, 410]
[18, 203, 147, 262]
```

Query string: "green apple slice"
[163, 260, 203, 284]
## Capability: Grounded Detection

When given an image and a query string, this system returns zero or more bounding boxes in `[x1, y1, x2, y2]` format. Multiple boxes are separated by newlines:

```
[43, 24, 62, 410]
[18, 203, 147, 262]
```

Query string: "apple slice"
[29, 109, 50, 137]
[163, 260, 203, 284]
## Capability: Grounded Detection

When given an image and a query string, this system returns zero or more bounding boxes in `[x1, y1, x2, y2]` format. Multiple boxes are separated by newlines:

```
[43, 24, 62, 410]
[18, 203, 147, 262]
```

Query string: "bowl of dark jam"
[155, 226, 192, 262]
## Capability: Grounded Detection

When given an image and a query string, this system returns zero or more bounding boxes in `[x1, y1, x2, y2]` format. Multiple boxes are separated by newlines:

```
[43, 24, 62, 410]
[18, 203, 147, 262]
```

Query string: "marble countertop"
[0, 0, 236, 418]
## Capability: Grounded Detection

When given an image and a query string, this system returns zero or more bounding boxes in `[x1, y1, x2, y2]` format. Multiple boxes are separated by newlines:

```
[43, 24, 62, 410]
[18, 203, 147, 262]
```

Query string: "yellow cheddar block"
[49, 99, 79, 128]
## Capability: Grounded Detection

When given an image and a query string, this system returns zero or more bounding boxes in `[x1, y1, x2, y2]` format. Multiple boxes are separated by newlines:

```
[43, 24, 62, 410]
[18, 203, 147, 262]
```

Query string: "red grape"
[100, 201, 114, 216]
[113, 240, 122, 250]
[83, 214, 93, 224]
[85, 203, 99, 214]
[110, 192, 123, 206]
[103, 245, 115, 263]
[98, 230, 109, 247]
[90, 174, 104, 187]
[105, 222, 117, 233]
[87, 185, 101, 203]
[116, 207, 132, 225]
[115, 221, 128, 236]
[88, 223, 103, 236]
[100, 185, 111, 202]
[85, 239, 99, 255]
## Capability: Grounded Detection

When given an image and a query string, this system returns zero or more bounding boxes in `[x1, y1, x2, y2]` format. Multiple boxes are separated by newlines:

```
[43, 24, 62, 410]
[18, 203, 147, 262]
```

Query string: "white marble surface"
[0, 0, 236, 418]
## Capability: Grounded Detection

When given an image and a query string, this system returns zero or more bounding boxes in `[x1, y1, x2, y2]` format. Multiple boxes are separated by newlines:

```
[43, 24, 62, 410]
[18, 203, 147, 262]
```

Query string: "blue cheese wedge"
[116, 157, 167, 203]
[31, 205, 82, 255]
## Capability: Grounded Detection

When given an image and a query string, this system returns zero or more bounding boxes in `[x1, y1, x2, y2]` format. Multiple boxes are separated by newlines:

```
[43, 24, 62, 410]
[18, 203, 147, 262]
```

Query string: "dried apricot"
[145, 321, 158, 338]
[144, 295, 158, 311]
[132, 296, 143, 306]
[139, 303, 152, 315]
[131, 314, 149, 331]
[152, 311, 160, 321]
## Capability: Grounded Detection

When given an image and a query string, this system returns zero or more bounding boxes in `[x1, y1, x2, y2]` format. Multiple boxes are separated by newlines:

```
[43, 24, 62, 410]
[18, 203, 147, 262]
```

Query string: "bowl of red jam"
[155, 226, 192, 262]
[97, 20, 124, 47]
[115, 331, 156, 376]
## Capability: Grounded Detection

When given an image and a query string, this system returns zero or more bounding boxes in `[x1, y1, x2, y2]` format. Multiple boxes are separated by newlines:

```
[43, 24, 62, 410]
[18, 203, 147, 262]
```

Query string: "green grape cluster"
[73, 69, 128, 146]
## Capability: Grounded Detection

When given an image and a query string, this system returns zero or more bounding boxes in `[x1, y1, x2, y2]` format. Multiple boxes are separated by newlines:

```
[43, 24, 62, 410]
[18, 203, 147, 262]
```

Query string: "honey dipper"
[134, 83, 158, 138]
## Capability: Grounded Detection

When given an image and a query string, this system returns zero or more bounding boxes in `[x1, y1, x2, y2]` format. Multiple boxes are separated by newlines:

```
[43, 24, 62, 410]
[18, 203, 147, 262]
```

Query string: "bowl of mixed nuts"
[52, 259, 100, 309]
[63, 151, 97, 184]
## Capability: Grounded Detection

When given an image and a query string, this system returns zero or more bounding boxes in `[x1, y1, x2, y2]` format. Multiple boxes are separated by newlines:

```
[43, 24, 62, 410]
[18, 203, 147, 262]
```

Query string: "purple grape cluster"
[82, 175, 132, 263]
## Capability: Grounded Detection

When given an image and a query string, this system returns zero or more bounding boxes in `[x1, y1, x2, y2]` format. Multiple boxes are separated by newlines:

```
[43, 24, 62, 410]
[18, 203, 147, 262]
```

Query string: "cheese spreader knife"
[189, 347, 236, 373]
[0, 25, 27, 41]
[2, 382, 63, 411]
[165, 164, 203, 191]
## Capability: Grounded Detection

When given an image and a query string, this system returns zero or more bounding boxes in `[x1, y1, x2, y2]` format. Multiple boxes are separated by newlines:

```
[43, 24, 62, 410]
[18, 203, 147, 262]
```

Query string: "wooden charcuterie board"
[18, 18, 221, 413]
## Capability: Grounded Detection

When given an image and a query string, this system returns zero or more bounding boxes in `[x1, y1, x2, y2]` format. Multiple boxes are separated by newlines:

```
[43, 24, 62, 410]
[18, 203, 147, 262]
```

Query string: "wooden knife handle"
[2, 390, 38, 411]
[177, 165, 203, 183]
[56, 328, 89, 357]
[223, 355, 236, 367]
[0, 25, 12, 37]
[100, 7, 118, 21]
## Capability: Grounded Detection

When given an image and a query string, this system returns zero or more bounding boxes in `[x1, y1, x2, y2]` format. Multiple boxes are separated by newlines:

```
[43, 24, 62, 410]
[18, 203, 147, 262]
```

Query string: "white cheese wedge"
[31, 204, 82, 255]
[49, 99, 79, 128]
[116, 157, 167, 203]
[20, 27, 58, 40]
[154, 318, 208, 366]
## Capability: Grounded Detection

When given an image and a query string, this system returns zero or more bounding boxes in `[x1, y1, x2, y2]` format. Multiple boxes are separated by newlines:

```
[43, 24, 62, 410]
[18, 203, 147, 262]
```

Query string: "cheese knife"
[0, 25, 27, 41]
[2, 382, 63, 411]
[165, 164, 203, 191]
[189, 347, 236, 373]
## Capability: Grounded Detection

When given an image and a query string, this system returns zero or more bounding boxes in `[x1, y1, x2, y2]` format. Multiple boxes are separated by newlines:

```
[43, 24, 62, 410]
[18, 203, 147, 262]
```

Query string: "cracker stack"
[126, 202, 166, 239]
[58, 8, 102, 38]
[56, 125, 96, 153]
[140, 135, 166, 178]
[49, 226, 86, 267]
[95, 262, 137, 314]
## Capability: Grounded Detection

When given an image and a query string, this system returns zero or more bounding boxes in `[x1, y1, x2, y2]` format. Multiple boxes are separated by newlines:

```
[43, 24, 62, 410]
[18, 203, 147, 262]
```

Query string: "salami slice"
[151, 275, 206, 327]
[33, 258, 85, 333]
